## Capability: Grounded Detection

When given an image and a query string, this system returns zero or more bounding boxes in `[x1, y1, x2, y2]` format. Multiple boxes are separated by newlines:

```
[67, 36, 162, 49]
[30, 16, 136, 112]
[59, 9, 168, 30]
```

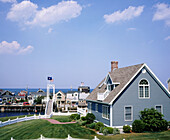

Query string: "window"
[96, 103, 98, 112]
[139, 79, 150, 98]
[124, 106, 133, 121]
[155, 105, 163, 114]
[102, 105, 109, 119]
[88, 102, 92, 113]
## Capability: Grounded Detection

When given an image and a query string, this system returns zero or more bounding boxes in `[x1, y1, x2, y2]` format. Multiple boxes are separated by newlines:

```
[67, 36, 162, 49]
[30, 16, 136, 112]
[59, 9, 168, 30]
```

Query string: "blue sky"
[0, 0, 169, 89]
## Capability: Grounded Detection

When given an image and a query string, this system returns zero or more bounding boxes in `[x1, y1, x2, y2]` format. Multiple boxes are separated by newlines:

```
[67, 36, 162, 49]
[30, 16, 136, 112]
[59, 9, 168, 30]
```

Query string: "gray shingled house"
[86, 61, 170, 128]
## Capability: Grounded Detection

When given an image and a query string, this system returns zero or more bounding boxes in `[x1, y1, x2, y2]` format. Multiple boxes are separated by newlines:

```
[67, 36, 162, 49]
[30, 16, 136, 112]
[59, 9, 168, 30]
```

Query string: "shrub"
[113, 128, 120, 135]
[123, 125, 131, 133]
[82, 121, 87, 126]
[132, 120, 145, 133]
[95, 122, 104, 131]
[102, 127, 113, 134]
[89, 123, 96, 129]
[85, 113, 95, 124]
[103, 128, 108, 136]
[140, 108, 168, 132]
[81, 116, 86, 121]
[69, 114, 80, 121]
[99, 127, 104, 133]
[168, 121, 170, 129]
[85, 124, 90, 128]
[76, 114, 80, 120]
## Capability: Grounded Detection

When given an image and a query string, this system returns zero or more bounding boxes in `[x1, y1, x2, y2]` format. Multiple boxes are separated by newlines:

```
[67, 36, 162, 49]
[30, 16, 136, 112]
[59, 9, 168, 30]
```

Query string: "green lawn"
[0, 119, 95, 140]
[0, 114, 34, 122]
[51, 115, 71, 122]
[97, 131, 170, 140]
[0, 115, 170, 140]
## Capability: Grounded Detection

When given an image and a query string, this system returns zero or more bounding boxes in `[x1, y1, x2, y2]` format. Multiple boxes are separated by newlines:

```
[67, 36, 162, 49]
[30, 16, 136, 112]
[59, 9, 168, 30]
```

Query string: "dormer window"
[139, 79, 150, 98]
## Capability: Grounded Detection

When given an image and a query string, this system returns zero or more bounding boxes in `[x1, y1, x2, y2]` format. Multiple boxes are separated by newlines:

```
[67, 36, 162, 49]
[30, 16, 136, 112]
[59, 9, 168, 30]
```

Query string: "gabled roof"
[87, 63, 170, 104]
[56, 90, 66, 95]
[87, 63, 144, 104]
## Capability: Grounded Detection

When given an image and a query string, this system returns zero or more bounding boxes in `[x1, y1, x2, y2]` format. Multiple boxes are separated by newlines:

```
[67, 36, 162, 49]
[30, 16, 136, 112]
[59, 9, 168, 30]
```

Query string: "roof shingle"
[86, 63, 144, 104]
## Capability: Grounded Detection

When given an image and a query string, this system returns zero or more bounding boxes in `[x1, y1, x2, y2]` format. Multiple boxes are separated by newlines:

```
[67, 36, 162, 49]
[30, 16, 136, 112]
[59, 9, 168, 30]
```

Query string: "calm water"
[0, 112, 44, 118]
[0, 88, 93, 95]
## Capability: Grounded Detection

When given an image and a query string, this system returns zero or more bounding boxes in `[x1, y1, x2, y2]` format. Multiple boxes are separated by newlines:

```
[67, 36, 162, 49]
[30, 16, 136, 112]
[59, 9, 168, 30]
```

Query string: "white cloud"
[153, 3, 170, 26]
[7, 1, 38, 24]
[0, 0, 16, 3]
[164, 36, 170, 40]
[7, 1, 82, 27]
[0, 41, 33, 55]
[48, 28, 53, 33]
[104, 6, 144, 23]
[127, 27, 136, 31]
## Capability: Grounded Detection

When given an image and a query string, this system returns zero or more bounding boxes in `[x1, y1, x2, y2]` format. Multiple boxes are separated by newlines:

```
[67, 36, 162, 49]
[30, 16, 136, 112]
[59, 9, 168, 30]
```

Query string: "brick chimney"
[167, 79, 170, 92]
[111, 61, 118, 72]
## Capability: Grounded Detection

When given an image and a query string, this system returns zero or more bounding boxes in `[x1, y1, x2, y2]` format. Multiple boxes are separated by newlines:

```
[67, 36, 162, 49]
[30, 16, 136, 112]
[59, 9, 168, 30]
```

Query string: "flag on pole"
[47, 77, 54, 82]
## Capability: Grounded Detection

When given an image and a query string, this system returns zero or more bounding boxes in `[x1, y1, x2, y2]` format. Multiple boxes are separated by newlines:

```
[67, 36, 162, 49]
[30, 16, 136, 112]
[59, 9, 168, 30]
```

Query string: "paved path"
[42, 118, 76, 124]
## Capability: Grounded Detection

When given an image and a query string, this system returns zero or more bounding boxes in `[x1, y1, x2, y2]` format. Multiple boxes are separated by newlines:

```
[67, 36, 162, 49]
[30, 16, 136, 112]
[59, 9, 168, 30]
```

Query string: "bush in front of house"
[89, 123, 96, 129]
[70, 114, 80, 121]
[102, 127, 113, 134]
[85, 124, 90, 128]
[85, 113, 96, 124]
[113, 128, 120, 135]
[103, 128, 109, 136]
[132, 120, 145, 133]
[168, 121, 170, 129]
[86, 123, 95, 129]
[99, 127, 104, 133]
[140, 108, 168, 132]
[123, 125, 131, 133]
[81, 116, 86, 121]
[82, 120, 87, 126]
[95, 122, 104, 131]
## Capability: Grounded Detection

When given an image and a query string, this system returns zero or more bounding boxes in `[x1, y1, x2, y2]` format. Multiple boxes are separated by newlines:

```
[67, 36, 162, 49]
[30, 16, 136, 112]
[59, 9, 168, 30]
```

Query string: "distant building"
[78, 86, 90, 93]
[0, 90, 15, 103]
[28, 90, 47, 105]
[18, 90, 27, 96]
[54, 91, 66, 107]
[66, 91, 79, 106]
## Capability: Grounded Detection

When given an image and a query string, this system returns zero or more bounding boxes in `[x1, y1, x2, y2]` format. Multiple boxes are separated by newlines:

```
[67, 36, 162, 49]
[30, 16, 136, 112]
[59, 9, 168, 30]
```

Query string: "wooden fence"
[0, 114, 51, 127]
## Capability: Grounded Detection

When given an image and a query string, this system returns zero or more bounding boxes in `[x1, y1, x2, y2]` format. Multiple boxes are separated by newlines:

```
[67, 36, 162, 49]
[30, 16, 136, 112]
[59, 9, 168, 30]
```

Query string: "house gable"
[109, 64, 170, 105]
[112, 66, 170, 126]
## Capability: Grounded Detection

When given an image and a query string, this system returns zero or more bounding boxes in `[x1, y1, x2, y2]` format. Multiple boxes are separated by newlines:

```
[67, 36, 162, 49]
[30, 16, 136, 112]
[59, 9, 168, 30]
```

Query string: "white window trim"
[155, 105, 163, 114]
[89, 102, 92, 113]
[124, 105, 133, 121]
[102, 105, 110, 120]
[96, 103, 98, 112]
[138, 78, 150, 99]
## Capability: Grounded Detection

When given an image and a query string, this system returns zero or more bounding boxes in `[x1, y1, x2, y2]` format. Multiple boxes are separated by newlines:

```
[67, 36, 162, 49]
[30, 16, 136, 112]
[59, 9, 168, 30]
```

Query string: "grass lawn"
[0, 119, 95, 140]
[51, 115, 71, 122]
[97, 130, 170, 140]
[0, 115, 170, 140]
[0, 114, 34, 122]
